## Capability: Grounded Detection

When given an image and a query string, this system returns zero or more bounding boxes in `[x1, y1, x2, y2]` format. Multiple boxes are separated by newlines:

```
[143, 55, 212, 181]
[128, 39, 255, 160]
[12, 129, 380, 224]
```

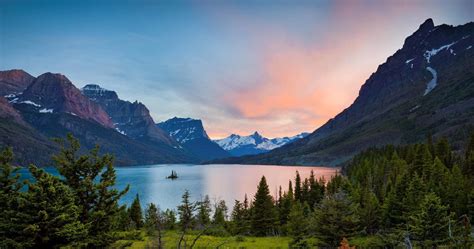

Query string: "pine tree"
[144, 203, 159, 233]
[162, 209, 177, 230]
[0, 148, 32, 248]
[287, 202, 309, 247]
[251, 176, 277, 236]
[178, 190, 195, 231]
[25, 165, 87, 248]
[408, 193, 451, 247]
[412, 144, 432, 176]
[196, 195, 212, 229]
[129, 194, 143, 229]
[52, 134, 128, 246]
[231, 200, 246, 235]
[213, 200, 228, 226]
[435, 137, 453, 169]
[294, 171, 302, 202]
[313, 191, 360, 247]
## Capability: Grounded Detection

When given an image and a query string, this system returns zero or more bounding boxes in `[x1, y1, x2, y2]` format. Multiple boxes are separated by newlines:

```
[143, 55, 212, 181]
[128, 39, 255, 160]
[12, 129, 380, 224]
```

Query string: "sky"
[1, 0, 472, 139]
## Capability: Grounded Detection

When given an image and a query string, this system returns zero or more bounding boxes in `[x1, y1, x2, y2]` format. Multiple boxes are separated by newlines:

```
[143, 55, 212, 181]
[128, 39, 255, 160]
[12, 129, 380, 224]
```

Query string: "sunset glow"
[1, 0, 472, 138]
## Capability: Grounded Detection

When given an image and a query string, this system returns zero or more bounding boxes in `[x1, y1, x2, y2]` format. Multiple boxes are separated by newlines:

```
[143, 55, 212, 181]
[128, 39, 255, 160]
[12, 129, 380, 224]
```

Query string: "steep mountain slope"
[81, 84, 176, 146]
[0, 71, 196, 165]
[214, 132, 309, 156]
[0, 97, 58, 166]
[0, 69, 35, 96]
[214, 19, 474, 166]
[16, 73, 114, 128]
[157, 117, 230, 161]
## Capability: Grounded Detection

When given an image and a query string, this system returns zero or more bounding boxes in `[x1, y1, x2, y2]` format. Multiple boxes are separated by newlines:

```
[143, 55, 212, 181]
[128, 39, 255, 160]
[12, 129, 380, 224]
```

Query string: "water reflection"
[19, 164, 339, 210]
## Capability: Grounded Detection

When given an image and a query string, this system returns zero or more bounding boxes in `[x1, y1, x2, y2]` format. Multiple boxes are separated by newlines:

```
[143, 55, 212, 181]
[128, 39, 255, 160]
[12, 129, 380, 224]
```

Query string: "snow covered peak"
[214, 132, 309, 156]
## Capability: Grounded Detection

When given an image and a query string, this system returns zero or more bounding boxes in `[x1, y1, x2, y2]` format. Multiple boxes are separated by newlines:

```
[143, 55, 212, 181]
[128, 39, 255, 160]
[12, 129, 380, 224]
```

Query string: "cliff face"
[81, 84, 177, 146]
[0, 69, 35, 96]
[19, 73, 114, 128]
[157, 117, 230, 161]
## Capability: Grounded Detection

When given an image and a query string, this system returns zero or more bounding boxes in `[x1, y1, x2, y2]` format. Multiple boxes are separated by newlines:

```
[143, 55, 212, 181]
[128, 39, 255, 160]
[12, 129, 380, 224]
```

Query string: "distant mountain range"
[157, 117, 230, 161]
[212, 19, 474, 166]
[1, 72, 306, 166]
[214, 132, 309, 157]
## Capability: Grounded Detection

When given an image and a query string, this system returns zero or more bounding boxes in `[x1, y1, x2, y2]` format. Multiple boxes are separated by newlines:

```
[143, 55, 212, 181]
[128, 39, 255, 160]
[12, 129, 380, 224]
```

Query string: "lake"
[18, 164, 339, 211]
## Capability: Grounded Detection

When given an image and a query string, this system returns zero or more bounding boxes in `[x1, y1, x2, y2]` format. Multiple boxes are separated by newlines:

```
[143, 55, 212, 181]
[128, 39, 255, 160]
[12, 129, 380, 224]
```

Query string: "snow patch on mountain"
[39, 108, 53, 113]
[424, 41, 457, 63]
[424, 67, 438, 96]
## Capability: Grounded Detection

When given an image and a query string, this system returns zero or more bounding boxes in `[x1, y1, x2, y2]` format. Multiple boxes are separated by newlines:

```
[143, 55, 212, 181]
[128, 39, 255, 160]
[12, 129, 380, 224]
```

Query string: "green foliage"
[195, 195, 211, 229]
[313, 191, 360, 247]
[0, 148, 32, 248]
[408, 192, 452, 247]
[287, 202, 308, 247]
[177, 189, 195, 231]
[25, 165, 87, 248]
[144, 203, 162, 237]
[52, 134, 129, 246]
[212, 199, 228, 226]
[251, 176, 278, 236]
[129, 194, 143, 229]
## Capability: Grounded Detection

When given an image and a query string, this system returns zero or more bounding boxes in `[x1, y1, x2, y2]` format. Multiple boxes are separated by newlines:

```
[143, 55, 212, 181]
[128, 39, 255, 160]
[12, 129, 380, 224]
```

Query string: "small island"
[166, 170, 178, 180]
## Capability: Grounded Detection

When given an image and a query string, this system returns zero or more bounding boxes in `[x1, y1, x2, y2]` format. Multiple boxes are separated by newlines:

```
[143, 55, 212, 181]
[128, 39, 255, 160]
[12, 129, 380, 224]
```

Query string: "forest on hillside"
[1, 134, 473, 248]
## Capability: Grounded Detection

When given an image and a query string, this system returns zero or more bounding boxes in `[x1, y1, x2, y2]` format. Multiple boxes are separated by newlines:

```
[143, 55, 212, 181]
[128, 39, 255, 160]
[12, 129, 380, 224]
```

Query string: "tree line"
[1, 133, 473, 248]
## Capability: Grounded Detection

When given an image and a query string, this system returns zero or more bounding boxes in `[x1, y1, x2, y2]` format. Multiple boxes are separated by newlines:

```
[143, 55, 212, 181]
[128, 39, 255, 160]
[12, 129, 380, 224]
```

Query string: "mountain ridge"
[210, 19, 474, 166]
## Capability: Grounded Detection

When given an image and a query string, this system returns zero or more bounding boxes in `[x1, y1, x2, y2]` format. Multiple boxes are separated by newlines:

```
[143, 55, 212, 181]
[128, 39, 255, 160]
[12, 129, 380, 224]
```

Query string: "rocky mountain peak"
[0, 69, 35, 96]
[19, 73, 114, 128]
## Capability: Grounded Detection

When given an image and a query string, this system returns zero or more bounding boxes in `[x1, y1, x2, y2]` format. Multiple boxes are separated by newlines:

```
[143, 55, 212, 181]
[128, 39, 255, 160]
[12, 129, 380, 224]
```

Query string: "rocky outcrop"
[157, 117, 230, 161]
[19, 73, 114, 128]
[81, 84, 177, 145]
[0, 69, 35, 96]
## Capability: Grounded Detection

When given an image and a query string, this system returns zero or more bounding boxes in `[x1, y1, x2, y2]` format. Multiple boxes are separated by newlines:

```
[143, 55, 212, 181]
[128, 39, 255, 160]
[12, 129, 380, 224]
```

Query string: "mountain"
[15, 73, 114, 128]
[0, 69, 35, 96]
[157, 117, 230, 161]
[1, 71, 196, 166]
[212, 19, 474, 166]
[81, 84, 177, 146]
[214, 131, 310, 157]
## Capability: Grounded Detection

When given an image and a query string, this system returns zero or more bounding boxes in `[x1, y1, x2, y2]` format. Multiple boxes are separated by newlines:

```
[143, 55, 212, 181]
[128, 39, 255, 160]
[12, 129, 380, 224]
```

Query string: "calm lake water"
[19, 164, 339, 210]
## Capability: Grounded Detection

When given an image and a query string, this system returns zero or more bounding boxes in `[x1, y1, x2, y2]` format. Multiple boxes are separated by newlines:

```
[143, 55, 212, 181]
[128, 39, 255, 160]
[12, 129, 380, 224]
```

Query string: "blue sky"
[1, 0, 472, 138]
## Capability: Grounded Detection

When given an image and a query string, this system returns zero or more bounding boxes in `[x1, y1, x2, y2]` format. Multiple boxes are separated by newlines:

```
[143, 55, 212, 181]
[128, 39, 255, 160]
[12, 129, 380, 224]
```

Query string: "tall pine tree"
[251, 176, 277, 236]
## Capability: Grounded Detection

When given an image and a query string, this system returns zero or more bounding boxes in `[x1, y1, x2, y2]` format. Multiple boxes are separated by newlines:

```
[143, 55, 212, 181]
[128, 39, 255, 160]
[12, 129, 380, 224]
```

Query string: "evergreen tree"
[162, 209, 177, 230]
[435, 137, 453, 169]
[0, 148, 32, 248]
[230, 200, 246, 235]
[358, 189, 381, 234]
[409, 193, 451, 247]
[25, 165, 87, 248]
[129, 194, 143, 229]
[196, 195, 212, 229]
[251, 176, 277, 236]
[177, 190, 195, 231]
[313, 191, 360, 247]
[278, 190, 293, 233]
[52, 134, 128, 246]
[287, 202, 309, 248]
[144, 203, 160, 234]
[412, 144, 432, 176]
[294, 171, 302, 202]
[213, 200, 228, 226]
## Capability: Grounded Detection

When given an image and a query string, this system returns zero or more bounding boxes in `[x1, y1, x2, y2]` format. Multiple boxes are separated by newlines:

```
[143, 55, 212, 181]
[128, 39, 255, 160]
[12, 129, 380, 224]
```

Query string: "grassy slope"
[109, 230, 386, 248]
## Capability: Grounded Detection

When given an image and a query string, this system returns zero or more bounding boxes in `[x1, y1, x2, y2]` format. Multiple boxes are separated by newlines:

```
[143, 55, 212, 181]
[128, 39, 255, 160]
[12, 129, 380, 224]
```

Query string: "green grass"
[110, 230, 292, 249]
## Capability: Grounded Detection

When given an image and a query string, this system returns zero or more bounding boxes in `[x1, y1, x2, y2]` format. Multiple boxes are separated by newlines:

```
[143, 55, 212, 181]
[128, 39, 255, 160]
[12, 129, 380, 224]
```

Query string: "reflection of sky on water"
[18, 164, 338, 211]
